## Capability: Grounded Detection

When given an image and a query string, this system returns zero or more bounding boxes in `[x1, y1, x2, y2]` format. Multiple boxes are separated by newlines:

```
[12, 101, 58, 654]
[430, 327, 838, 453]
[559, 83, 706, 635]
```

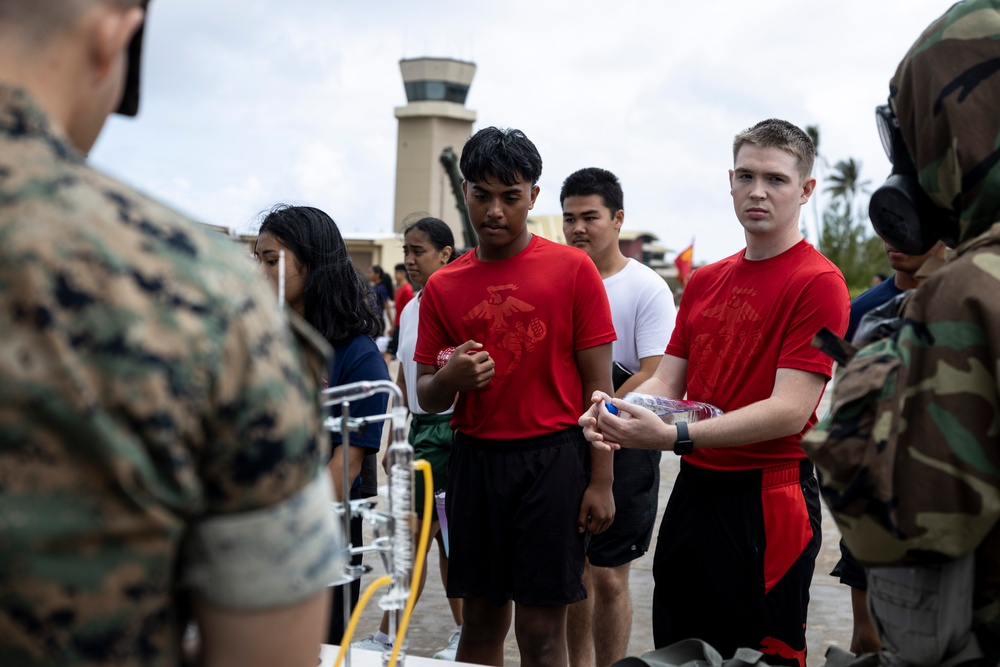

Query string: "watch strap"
[674, 420, 693, 456]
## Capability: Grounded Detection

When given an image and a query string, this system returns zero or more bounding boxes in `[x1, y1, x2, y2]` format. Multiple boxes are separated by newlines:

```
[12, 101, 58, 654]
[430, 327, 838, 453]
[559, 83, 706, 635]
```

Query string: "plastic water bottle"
[605, 392, 723, 424]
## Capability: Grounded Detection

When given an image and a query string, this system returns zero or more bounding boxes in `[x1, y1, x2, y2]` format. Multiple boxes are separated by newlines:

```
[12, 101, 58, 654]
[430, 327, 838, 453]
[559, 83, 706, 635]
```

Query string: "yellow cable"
[386, 459, 434, 667]
[334, 574, 392, 667]
[332, 458, 434, 667]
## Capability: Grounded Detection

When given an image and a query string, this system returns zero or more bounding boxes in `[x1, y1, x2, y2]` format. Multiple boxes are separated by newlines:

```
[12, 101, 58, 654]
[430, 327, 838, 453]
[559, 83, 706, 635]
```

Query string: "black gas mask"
[114, 1, 149, 117]
[868, 101, 959, 254]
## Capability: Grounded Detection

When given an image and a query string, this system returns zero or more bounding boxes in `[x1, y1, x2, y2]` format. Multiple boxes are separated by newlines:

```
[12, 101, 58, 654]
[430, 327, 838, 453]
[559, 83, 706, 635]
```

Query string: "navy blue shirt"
[327, 333, 390, 496]
[846, 275, 904, 342]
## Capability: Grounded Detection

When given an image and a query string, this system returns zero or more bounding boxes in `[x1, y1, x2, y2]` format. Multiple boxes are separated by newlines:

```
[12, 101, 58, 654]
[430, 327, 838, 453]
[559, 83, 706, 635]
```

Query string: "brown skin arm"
[574, 343, 615, 535]
[328, 445, 366, 502]
[614, 355, 663, 398]
[192, 589, 330, 667]
[384, 363, 409, 474]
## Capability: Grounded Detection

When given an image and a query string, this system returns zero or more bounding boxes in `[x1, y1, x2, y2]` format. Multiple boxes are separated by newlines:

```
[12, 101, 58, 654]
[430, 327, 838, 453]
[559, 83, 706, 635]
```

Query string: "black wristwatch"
[673, 421, 694, 456]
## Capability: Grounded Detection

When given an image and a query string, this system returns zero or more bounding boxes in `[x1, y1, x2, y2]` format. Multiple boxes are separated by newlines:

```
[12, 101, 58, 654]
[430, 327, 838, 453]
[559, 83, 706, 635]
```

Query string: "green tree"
[817, 158, 889, 294]
[824, 158, 871, 201]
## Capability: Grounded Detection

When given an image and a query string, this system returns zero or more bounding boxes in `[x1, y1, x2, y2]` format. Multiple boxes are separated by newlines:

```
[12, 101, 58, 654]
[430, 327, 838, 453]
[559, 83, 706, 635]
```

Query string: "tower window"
[404, 80, 470, 104]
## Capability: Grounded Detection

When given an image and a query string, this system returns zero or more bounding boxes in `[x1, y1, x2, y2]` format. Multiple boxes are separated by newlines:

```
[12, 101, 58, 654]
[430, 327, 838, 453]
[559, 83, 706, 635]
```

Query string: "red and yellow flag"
[674, 241, 694, 287]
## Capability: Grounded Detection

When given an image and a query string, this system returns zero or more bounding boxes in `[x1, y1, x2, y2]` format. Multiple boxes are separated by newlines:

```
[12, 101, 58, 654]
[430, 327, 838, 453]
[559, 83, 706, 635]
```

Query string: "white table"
[319, 644, 475, 667]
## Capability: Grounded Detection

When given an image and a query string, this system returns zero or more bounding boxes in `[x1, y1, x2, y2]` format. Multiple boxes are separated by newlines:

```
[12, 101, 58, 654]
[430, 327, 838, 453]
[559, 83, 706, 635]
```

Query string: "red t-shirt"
[393, 282, 413, 328]
[666, 239, 849, 470]
[415, 235, 616, 439]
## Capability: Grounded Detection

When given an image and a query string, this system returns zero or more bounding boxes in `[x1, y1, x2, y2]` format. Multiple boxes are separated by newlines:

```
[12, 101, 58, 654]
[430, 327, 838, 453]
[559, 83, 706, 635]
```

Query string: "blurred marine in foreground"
[805, 0, 1000, 664]
[0, 2, 342, 666]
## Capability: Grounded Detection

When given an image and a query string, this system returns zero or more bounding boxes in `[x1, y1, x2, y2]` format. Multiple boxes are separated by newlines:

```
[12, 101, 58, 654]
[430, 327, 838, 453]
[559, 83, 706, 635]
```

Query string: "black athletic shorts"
[651, 459, 821, 667]
[588, 448, 660, 568]
[445, 426, 590, 606]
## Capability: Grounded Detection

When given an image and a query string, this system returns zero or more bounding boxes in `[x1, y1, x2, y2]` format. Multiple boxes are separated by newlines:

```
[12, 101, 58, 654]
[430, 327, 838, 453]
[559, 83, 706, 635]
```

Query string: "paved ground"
[343, 371, 852, 666]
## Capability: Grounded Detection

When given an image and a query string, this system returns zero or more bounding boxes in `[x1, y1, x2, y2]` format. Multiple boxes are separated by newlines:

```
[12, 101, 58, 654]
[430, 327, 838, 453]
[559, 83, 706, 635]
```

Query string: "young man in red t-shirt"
[416, 126, 616, 667]
[581, 119, 849, 666]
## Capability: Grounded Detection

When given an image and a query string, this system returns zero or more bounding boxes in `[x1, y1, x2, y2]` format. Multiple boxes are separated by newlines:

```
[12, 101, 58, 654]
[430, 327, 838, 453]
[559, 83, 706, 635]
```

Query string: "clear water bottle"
[605, 392, 723, 424]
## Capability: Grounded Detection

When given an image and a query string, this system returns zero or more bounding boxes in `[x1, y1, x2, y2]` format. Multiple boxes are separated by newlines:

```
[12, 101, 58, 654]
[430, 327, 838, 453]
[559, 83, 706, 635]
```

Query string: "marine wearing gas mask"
[803, 0, 1000, 663]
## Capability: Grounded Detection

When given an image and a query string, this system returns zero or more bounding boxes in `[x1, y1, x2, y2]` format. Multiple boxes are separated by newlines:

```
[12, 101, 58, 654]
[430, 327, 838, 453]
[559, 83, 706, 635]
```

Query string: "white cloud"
[91, 0, 951, 265]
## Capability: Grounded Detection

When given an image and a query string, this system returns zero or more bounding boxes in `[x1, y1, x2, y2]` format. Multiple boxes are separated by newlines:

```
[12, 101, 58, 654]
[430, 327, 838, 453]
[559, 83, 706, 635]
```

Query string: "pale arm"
[597, 366, 827, 452]
[574, 343, 615, 534]
[192, 590, 330, 667]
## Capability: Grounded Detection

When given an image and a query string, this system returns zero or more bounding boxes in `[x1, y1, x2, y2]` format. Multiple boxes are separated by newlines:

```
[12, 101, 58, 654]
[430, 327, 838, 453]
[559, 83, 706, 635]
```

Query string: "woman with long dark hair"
[254, 204, 387, 645]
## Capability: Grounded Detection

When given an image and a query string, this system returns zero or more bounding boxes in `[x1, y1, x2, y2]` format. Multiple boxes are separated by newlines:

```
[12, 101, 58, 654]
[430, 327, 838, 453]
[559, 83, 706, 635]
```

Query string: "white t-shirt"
[398, 294, 454, 416]
[603, 258, 676, 372]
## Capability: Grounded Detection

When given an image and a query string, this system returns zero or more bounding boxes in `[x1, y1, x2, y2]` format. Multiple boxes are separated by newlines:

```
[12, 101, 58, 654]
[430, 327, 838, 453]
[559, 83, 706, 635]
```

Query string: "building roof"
[619, 230, 660, 243]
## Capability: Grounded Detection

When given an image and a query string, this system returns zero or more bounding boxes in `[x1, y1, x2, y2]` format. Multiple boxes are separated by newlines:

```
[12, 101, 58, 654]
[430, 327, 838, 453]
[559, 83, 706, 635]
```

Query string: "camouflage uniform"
[0, 86, 342, 667]
[803, 0, 1000, 649]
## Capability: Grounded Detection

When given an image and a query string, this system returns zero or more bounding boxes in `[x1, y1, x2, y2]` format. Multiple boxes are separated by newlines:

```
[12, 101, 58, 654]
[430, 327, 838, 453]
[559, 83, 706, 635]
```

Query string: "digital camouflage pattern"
[0, 86, 336, 666]
[803, 0, 1000, 643]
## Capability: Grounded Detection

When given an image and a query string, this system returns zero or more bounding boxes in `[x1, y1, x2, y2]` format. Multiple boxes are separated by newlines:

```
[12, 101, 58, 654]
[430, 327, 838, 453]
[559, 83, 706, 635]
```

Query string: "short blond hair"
[732, 118, 816, 180]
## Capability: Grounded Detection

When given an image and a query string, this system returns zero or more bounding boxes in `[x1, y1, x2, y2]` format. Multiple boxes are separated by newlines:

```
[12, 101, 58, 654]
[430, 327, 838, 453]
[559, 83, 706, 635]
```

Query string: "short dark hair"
[559, 167, 624, 214]
[0, 0, 144, 44]
[394, 263, 406, 273]
[403, 217, 457, 263]
[459, 126, 543, 186]
[257, 204, 381, 344]
[733, 118, 816, 180]
[369, 265, 394, 294]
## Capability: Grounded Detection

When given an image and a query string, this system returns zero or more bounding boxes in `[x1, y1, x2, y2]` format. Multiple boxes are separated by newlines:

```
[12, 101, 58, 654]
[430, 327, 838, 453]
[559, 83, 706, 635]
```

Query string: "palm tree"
[825, 158, 871, 203]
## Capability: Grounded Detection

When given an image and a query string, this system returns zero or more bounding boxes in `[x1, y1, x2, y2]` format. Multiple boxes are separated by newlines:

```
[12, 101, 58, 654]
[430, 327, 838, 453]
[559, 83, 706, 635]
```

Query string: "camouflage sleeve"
[181, 470, 343, 609]
[182, 276, 340, 607]
[199, 286, 325, 513]
[804, 246, 1000, 570]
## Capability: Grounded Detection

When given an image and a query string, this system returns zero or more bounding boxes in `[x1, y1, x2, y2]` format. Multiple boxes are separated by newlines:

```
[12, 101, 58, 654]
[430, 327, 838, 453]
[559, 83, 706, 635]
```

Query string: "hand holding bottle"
[581, 390, 723, 452]
[605, 392, 722, 425]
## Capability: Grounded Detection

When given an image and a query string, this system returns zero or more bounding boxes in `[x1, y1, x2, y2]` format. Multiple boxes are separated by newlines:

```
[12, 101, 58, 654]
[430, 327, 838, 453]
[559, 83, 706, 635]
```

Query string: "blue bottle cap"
[605, 401, 618, 416]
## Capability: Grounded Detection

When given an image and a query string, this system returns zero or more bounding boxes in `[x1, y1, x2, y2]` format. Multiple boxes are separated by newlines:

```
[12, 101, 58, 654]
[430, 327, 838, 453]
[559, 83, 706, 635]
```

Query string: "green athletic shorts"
[410, 412, 453, 521]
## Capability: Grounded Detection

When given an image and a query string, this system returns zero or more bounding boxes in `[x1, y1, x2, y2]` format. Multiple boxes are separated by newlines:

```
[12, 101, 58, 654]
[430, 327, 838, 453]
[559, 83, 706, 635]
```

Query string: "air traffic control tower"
[393, 57, 477, 240]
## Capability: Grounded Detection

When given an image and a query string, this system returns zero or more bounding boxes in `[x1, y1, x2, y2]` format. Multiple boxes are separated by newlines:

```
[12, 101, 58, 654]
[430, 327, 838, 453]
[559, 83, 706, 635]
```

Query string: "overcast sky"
[91, 0, 950, 265]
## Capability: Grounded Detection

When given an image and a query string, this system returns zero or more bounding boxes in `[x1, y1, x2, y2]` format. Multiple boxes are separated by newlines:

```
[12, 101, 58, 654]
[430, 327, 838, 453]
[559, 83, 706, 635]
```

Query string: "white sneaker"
[351, 634, 391, 652]
[433, 629, 461, 661]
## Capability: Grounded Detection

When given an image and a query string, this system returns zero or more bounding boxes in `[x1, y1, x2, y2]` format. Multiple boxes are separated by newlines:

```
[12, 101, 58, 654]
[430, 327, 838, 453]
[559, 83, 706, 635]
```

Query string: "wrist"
[673, 421, 694, 456]
[587, 468, 614, 486]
